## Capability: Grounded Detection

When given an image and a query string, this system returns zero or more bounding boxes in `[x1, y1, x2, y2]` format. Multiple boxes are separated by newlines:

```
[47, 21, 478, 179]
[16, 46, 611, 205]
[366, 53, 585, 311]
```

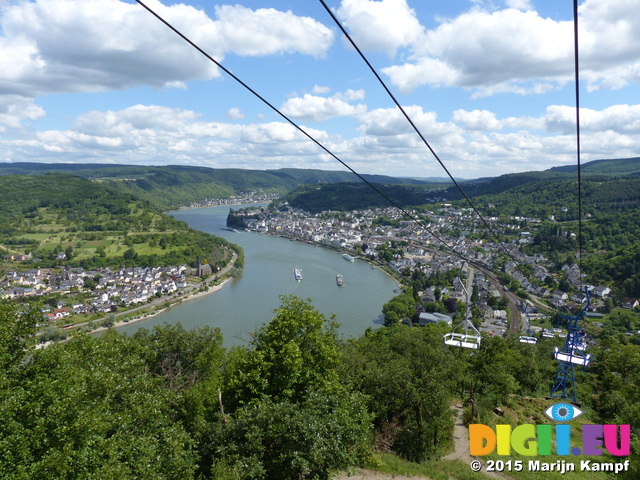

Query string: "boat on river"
[293, 267, 303, 281]
[336, 274, 344, 287]
[342, 253, 355, 262]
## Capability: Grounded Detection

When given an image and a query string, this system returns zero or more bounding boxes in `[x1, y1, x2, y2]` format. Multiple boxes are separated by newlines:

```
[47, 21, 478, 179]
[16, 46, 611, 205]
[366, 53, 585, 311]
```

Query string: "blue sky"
[1, 0, 639, 179]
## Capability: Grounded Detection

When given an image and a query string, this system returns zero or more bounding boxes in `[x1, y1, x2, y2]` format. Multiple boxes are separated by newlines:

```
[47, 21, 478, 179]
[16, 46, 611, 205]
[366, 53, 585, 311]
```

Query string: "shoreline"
[36, 274, 235, 349]
[264, 231, 402, 289]
[73, 252, 239, 338]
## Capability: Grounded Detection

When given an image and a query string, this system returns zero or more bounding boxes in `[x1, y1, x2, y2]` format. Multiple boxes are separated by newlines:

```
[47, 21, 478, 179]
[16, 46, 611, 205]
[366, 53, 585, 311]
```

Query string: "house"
[418, 312, 452, 327]
[622, 298, 639, 310]
[593, 285, 612, 298]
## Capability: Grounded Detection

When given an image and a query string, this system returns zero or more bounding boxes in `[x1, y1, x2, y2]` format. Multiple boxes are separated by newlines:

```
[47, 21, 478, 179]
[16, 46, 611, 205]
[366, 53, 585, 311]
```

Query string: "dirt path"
[444, 404, 513, 479]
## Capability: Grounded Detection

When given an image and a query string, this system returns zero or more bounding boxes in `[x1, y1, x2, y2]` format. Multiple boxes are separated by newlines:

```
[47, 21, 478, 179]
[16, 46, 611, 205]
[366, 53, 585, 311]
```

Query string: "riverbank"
[262, 231, 403, 289]
[34, 252, 241, 348]
[88, 272, 235, 336]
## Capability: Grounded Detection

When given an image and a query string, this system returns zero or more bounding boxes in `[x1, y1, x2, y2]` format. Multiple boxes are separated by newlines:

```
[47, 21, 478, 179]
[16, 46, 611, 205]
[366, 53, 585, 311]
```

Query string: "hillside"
[432, 157, 640, 205]
[0, 174, 238, 270]
[549, 156, 640, 176]
[279, 183, 433, 214]
[0, 163, 436, 211]
[1, 157, 637, 213]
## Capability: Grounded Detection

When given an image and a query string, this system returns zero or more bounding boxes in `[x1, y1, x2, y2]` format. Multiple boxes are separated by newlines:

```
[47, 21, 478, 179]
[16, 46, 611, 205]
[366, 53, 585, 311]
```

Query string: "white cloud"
[3, 102, 640, 177]
[214, 5, 333, 57]
[0, 0, 334, 99]
[280, 91, 367, 122]
[383, 8, 572, 94]
[378, 1, 640, 96]
[452, 110, 502, 131]
[226, 107, 244, 120]
[579, 0, 640, 90]
[312, 85, 332, 95]
[336, 0, 424, 56]
[0, 96, 46, 128]
[0, 0, 222, 98]
[334, 89, 366, 101]
[452, 109, 544, 131]
[545, 104, 640, 134]
[357, 106, 458, 139]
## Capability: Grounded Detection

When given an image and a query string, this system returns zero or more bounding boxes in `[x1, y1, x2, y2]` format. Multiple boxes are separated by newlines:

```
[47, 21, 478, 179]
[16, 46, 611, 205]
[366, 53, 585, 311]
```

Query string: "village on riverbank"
[1, 250, 238, 342]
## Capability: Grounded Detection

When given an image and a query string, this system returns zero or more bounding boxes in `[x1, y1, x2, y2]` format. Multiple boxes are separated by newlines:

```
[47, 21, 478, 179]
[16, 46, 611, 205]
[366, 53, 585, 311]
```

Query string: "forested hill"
[278, 183, 430, 214]
[277, 157, 640, 216]
[432, 156, 640, 203]
[0, 163, 432, 211]
[0, 174, 238, 270]
[1, 157, 636, 212]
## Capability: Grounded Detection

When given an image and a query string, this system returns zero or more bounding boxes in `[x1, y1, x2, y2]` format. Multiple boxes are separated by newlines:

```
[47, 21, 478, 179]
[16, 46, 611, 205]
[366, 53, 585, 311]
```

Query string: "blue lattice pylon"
[549, 287, 592, 404]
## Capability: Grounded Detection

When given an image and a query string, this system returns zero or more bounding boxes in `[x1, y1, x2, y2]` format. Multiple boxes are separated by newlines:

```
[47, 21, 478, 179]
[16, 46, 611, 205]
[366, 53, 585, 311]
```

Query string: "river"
[116, 204, 399, 346]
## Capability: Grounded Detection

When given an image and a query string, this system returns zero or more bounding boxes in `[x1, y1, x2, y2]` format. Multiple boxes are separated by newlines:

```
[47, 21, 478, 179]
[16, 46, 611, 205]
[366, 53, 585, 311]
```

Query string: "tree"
[443, 297, 458, 314]
[227, 295, 341, 404]
[381, 293, 415, 327]
[123, 247, 138, 260]
[0, 301, 38, 371]
[0, 330, 197, 478]
[221, 296, 371, 479]
[339, 325, 462, 461]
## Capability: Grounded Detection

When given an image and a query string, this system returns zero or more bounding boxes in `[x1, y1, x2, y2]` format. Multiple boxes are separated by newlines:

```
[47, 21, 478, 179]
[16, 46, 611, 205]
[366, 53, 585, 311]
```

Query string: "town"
[233, 202, 624, 337]
[2, 260, 189, 320]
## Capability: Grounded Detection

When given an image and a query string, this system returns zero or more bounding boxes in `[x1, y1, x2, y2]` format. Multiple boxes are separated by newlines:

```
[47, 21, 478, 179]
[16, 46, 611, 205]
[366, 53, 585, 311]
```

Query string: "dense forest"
[1, 296, 637, 479]
[279, 183, 432, 214]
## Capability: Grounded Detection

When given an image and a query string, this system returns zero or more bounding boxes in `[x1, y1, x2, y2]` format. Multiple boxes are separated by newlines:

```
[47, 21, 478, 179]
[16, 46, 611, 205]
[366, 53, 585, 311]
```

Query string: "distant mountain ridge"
[0, 157, 638, 211]
[548, 156, 640, 175]
[0, 163, 437, 210]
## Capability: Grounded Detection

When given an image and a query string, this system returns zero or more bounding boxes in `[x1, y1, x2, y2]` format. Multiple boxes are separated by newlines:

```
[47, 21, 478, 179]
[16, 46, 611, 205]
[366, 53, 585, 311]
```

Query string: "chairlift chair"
[518, 335, 538, 344]
[443, 277, 481, 349]
[549, 287, 592, 403]
[518, 304, 538, 345]
[554, 346, 592, 367]
[444, 325, 481, 349]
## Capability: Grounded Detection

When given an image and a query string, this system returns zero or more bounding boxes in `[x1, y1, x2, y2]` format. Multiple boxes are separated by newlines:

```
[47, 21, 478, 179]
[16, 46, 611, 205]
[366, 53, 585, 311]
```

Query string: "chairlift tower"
[549, 288, 591, 404]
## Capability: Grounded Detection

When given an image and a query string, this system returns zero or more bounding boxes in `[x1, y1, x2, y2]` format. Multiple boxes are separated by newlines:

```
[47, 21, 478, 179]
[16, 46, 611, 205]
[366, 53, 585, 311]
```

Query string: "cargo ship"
[293, 267, 303, 281]
[336, 274, 344, 287]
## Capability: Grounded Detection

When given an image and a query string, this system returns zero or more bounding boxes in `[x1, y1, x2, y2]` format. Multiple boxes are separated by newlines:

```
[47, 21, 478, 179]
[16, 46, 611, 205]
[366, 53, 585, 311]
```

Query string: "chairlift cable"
[548, 0, 589, 403]
[572, 0, 584, 292]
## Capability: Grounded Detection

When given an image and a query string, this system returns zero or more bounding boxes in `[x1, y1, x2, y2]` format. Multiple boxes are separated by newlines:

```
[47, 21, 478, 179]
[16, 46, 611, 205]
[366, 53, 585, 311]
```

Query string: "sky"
[1, 0, 639, 179]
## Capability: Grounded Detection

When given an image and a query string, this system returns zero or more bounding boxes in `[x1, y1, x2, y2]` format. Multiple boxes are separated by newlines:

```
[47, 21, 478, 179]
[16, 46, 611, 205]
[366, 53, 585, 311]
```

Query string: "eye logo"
[545, 403, 583, 422]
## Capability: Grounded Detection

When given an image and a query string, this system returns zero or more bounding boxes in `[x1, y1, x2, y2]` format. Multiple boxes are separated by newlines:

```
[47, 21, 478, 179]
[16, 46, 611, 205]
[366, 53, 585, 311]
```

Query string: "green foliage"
[0, 330, 197, 479]
[2, 293, 640, 478]
[339, 325, 461, 461]
[219, 295, 372, 479]
[226, 295, 341, 404]
[381, 293, 415, 326]
[212, 390, 371, 480]
[0, 301, 38, 371]
[0, 174, 241, 271]
[280, 183, 430, 213]
[0, 163, 432, 211]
